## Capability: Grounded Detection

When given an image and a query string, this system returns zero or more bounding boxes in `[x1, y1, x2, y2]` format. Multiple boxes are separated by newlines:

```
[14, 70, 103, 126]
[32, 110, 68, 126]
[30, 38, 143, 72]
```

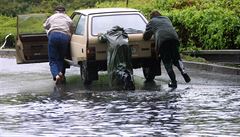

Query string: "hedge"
[1, 0, 239, 50]
[97, 0, 240, 50]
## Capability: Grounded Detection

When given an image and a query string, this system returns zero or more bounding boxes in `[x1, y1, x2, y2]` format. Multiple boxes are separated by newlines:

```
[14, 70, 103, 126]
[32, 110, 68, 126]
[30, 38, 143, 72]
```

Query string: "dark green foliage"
[0, 15, 16, 45]
[97, 0, 240, 50]
[168, 1, 240, 49]
[0, 0, 105, 44]
[0, 0, 105, 16]
[0, 0, 239, 49]
[18, 14, 47, 34]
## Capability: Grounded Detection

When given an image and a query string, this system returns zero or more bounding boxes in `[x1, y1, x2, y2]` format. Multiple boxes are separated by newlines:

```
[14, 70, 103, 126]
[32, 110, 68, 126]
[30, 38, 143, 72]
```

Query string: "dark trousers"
[159, 40, 185, 83]
[48, 32, 70, 79]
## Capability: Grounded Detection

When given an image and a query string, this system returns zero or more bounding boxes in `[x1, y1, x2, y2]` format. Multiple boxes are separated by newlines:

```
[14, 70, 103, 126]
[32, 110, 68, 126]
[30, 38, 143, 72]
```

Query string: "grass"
[18, 14, 47, 34]
[0, 15, 16, 45]
[181, 54, 207, 63]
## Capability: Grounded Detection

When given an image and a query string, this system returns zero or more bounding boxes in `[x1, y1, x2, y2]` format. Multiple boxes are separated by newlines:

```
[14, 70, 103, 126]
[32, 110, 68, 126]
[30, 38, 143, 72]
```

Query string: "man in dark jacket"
[143, 11, 190, 88]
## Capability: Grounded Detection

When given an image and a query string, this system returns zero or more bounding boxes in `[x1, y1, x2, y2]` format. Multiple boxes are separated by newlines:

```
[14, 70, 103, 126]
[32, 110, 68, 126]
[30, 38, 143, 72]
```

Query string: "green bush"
[0, 15, 16, 46]
[171, 6, 240, 50]
[1, 0, 239, 50]
[18, 14, 47, 34]
[97, 0, 240, 50]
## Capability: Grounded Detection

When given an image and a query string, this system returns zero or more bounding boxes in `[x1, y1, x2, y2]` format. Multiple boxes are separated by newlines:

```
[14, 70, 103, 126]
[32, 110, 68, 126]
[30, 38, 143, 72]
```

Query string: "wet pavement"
[0, 58, 240, 137]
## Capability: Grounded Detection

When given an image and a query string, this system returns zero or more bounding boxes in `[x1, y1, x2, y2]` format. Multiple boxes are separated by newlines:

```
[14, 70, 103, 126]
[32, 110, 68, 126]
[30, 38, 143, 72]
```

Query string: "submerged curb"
[0, 49, 239, 75]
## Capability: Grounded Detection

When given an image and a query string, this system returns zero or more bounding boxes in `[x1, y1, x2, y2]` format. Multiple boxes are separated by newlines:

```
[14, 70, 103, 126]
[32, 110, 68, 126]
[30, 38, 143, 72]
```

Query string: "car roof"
[74, 8, 139, 15]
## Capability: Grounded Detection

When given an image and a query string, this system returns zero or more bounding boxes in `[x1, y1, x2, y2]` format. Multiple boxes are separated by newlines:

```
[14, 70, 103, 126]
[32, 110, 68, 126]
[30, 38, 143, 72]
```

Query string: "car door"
[70, 13, 87, 65]
[15, 14, 48, 64]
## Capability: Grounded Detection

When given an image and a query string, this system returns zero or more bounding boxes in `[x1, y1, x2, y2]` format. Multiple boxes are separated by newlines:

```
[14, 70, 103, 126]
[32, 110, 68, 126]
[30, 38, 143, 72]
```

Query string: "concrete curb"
[0, 49, 16, 57]
[182, 50, 240, 63]
[0, 49, 239, 75]
[183, 61, 240, 75]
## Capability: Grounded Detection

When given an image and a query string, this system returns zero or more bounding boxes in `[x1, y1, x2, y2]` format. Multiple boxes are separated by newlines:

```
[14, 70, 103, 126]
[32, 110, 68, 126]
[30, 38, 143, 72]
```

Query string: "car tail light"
[87, 47, 96, 60]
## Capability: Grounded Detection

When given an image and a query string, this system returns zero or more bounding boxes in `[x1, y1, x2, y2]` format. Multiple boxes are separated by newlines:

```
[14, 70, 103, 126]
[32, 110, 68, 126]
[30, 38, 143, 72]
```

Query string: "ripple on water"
[0, 86, 240, 137]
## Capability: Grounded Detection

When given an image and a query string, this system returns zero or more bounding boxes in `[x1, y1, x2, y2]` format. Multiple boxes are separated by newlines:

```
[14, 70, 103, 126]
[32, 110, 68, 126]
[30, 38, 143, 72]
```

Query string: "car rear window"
[92, 14, 146, 36]
[18, 14, 47, 34]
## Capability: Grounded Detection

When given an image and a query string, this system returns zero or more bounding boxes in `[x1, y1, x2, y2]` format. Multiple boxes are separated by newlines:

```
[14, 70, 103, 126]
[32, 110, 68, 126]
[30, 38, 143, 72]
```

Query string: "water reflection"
[0, 81, 240, 136]
[0, 83, 182, 137]
[1, 58, 240, 136]
[51, 84, 93, 101]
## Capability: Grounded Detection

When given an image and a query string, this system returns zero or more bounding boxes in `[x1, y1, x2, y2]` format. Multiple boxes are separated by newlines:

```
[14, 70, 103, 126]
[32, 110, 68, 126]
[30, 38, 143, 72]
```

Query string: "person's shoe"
[168, 81, 177, 88]
[55, 72, 66, 85]
[128, 81, 135, 90]
[62, 76, 66, 84]
[124, 80, 135, 90]
[55, 75, 62, 85]
[182, 73, 191, 83]
[123, 74, 135, 90]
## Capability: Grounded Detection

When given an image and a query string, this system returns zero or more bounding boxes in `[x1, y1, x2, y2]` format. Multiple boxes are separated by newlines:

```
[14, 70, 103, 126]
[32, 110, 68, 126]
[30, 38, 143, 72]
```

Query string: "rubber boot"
[123, 70, 135, 90]
[123, 74, 135, 90]
[175, 60, 191, 83]
[182, 73, 191, 83]
[167, 69, 177, 88]
[168, 81, 177, 88]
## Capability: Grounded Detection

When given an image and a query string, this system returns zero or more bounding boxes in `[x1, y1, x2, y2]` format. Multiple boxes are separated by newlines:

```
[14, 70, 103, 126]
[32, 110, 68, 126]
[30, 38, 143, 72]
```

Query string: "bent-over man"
[143, 11, 191, 88]
[43, 5, 73, 84]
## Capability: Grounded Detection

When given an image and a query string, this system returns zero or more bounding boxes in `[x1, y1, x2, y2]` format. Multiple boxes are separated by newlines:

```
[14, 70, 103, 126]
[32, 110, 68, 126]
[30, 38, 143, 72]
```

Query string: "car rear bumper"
[84, 57, 160, 71]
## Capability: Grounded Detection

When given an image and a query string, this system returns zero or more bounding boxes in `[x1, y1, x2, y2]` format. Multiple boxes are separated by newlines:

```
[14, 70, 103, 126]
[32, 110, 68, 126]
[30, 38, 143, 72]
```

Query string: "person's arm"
[69, 20, 74, 34]
[143, 21, 153, 41]
[66, 15, 74, 35]
[43, 18, 50, 30]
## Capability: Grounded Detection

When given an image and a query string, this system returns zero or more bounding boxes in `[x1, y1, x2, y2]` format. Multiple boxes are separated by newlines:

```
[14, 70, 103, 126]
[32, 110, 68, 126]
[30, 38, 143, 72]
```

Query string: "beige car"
[15, 8, 161, 84]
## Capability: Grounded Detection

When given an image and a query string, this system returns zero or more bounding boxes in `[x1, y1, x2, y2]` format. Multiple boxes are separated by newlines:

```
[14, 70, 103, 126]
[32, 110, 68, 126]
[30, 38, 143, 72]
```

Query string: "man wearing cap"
[143, 10, 191, 88]
[43, 5, 73, 84]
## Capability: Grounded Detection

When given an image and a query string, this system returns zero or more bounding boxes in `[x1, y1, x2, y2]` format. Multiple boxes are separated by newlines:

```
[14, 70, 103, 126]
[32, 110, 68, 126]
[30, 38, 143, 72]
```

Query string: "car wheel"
[143, 67, 155, 82]
[80, 64, 92, 85]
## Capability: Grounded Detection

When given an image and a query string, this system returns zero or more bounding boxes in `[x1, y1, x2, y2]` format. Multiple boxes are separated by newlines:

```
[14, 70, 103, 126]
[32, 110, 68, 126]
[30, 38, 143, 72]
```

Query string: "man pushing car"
[143, 10, 191, 88]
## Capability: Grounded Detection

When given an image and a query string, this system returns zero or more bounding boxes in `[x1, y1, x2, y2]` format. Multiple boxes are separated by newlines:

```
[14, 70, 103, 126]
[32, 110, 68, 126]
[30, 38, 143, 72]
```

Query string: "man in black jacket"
[143, 11, 190, 88]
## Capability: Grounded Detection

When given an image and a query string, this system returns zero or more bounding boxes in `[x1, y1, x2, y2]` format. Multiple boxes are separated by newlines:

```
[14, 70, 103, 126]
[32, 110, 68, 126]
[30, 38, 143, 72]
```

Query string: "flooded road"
[0, 58, 240, 137]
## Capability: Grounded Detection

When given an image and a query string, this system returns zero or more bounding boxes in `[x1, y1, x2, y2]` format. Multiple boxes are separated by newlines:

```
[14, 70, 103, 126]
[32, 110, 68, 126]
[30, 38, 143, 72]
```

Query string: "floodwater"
[0, 58, 240, 137]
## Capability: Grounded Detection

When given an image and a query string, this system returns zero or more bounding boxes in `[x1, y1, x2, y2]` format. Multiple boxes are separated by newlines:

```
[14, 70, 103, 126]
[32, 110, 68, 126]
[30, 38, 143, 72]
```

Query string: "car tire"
[80, 64, 92, 85]
[143, 67, 155, 82]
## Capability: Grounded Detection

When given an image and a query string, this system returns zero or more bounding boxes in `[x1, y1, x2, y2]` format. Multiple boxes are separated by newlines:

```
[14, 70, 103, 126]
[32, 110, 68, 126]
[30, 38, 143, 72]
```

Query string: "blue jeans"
[48, 32, 70, 79]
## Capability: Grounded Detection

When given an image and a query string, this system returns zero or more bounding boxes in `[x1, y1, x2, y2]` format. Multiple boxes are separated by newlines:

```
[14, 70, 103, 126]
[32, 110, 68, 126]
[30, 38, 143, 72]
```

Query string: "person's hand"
[98, 33, 107, 42]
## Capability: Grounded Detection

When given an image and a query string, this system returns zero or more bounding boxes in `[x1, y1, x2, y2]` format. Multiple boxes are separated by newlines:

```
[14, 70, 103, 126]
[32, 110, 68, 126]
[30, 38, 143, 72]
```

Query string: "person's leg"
[160, 43, 177, 88]
[48, 33, 60, 80]
[172, 42, 185, 74]
[163, 62, 177, 87]
[55, 32, 70, 83]
[58, 33, 70, 75]
[171, 40, 191, 83]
